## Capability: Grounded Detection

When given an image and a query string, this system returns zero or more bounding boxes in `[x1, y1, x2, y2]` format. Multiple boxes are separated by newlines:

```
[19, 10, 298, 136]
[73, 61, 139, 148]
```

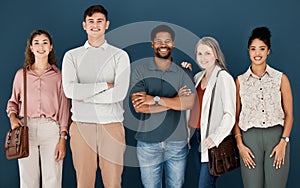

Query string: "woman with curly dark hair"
[234, 27, 294, 188]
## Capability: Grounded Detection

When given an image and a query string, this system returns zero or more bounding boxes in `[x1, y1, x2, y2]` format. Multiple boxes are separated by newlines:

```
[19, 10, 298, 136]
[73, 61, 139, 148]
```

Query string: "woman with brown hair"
[6, 29, 70, 188]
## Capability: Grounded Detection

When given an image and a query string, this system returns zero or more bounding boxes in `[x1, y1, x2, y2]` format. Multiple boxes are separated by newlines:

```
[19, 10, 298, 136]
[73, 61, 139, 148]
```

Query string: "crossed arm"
[131, 86, 195, 114]
[62, 51, 130, 103]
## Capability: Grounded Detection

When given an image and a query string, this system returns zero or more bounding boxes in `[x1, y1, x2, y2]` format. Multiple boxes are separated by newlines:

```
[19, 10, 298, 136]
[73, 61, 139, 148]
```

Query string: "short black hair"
[83, 5, 108, 21]
[248, 27, 271, 49]
[151, 25, 175, 41]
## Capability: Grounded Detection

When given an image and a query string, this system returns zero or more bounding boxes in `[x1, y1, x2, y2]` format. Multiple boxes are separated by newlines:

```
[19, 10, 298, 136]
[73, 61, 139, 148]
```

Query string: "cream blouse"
[238, 65, 285, 131]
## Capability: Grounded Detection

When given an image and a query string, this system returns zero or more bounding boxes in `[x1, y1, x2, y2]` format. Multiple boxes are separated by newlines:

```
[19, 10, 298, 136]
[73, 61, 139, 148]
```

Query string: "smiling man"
[61, 5, 130, 188]
[130, 25, 196, 187]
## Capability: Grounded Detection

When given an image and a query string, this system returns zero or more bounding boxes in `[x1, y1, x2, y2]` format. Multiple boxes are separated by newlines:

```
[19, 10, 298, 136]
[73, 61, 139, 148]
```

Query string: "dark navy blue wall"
[1, 0, 299, 187]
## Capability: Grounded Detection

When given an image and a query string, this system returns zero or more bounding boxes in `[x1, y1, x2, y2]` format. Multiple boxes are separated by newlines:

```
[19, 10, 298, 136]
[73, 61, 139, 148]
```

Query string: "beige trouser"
[18, 118, 62, 188]
[70, 121, 126, 188]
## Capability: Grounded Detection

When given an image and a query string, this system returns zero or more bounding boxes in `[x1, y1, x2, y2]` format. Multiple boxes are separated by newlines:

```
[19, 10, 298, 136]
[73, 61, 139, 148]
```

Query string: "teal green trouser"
[241, 125, 290, 188]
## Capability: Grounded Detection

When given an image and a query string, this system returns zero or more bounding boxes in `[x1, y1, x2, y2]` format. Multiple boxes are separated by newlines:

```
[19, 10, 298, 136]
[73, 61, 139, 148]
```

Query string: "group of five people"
[6, 4, 293, 188]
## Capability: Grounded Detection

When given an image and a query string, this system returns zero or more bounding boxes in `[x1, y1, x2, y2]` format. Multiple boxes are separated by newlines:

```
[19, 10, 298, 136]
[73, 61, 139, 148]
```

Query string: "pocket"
[167, 140, 188, 148]
[47, 119, 60, 136]
[137, 141, 159, 148]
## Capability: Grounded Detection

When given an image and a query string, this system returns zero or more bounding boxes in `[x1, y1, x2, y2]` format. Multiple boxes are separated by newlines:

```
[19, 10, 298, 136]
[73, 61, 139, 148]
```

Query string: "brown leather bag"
[208, 135, 240, 176]
[5, 67, 29, 160]
[205, 70, 240, 176]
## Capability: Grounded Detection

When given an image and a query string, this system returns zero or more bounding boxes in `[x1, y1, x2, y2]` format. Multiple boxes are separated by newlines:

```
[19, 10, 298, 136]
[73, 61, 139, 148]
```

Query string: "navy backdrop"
[0, 0, 299, 187]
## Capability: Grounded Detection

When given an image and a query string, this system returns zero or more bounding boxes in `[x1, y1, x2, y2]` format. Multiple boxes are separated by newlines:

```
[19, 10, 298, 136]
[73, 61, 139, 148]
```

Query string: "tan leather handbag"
[5, 67, 29, 160]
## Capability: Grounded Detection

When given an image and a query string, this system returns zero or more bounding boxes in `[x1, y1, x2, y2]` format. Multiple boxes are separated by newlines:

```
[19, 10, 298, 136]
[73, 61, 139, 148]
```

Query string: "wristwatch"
[281, 136, 289, 143]
[153, 96, 160, 105]
[59, 135, 68, 140]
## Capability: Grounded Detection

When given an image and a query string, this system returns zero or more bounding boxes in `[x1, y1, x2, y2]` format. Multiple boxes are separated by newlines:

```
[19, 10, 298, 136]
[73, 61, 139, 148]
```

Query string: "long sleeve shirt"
[62, 41, 130, 124]
[192, 66, 236, 162]
[6, 65, 70, 133]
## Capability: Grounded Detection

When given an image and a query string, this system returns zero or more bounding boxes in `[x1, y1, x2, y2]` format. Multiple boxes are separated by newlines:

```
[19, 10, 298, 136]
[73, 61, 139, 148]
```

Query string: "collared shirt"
[6, 65, 70, 133]
[130, 59, 196, 142]
[62, 40, 130, 124]
[238, 65, 284, 131]
[83, 40, 109, 50]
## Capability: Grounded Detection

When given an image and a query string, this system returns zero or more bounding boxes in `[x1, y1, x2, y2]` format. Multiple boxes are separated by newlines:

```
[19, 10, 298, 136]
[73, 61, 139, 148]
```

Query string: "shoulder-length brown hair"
[24, 29, 57, 67]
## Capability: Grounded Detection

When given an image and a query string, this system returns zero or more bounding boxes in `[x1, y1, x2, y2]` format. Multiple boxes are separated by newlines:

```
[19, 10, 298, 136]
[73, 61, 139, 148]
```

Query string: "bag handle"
[23, 67, 27, 127]
[205, 69, 224, 138]
[4, 67, 27, 150]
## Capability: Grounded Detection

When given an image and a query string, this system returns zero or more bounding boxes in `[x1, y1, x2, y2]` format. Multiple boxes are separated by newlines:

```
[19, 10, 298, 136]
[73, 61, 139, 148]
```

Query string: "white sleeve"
[83, 51, 131, 104]
[62, 51, 108, 100]
[210, 72, 236, 147]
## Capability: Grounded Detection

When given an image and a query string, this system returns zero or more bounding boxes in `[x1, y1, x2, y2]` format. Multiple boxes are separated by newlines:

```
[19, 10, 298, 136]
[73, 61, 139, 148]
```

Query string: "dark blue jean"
[199, 162, 217, 188]
[189, 128, 201, 178]
[190, 128, 217, 188]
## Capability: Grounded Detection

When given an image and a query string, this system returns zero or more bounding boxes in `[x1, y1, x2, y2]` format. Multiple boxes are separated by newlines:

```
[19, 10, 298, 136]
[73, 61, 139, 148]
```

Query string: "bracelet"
[59, 135, 68, 140]
[235, 134, 242, 138]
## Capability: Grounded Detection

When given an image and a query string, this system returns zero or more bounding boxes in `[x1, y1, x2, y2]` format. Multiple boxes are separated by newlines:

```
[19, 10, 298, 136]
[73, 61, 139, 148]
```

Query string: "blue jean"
[137, 140, 188, 188]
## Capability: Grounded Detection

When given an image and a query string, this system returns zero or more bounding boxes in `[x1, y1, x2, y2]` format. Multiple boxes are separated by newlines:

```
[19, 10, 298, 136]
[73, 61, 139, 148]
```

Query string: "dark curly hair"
[248, 27, 271, 49]
[151, 25, 175, 41]
[24, 29, 57, 68]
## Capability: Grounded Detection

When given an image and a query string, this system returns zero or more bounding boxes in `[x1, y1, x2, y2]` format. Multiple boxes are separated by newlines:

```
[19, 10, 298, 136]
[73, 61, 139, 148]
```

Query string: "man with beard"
[130, 24, 196, 187]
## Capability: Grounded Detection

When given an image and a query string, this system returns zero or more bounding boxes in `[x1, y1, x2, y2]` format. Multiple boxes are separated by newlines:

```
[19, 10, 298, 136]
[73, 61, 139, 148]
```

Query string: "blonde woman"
[182, 36, 236, 188]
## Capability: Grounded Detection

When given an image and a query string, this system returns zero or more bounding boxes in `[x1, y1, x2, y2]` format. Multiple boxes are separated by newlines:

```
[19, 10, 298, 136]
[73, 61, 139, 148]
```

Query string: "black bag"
[205, 70, 240, 176]
[4, 67, 29, 160]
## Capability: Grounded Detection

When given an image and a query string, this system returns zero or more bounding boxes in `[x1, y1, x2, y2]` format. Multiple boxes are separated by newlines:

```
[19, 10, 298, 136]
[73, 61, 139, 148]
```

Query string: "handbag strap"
[23, 67, 27, 127]
[205, 69, 224, 138]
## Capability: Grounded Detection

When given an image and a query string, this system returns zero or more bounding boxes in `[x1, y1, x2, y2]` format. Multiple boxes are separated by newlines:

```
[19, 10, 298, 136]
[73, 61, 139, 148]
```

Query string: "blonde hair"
[195, 36, 227, 71]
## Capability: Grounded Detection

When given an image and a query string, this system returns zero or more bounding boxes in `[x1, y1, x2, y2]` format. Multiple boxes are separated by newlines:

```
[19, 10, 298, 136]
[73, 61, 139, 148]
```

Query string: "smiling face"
[82, 12, 110, 40]
[196, 44, 216, 70]
[248, 38, 270, 66]
[30, 34, 52, 59]
[152, 31, 174, 59]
